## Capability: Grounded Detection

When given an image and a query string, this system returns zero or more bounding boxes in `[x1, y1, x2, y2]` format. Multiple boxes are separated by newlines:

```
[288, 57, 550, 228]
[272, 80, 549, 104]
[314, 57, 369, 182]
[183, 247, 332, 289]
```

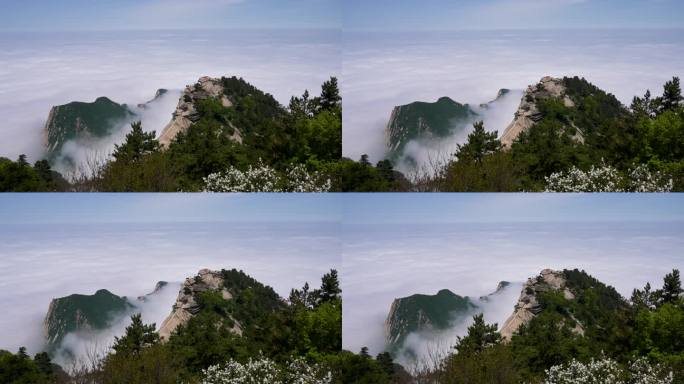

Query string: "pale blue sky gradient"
[0, 0, 340, 31]
[344, 0, 684, 31]
[0, 194, 341, 224]
[342, 194, 684, 224]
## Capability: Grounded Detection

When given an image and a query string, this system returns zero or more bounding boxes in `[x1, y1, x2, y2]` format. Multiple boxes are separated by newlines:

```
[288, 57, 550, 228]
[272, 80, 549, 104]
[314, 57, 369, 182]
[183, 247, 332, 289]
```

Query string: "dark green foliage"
[0, 155, 66, 191]
[333, 156, 409, 191]
[325, 350, 394, 384]
[442, 150, 521, 191]
[0, 348, 54, 384]
[437, 343, 521, 384]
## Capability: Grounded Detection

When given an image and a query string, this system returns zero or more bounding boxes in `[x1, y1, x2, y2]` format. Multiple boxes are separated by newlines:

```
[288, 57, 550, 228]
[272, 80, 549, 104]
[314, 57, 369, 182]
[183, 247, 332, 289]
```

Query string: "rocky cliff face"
[43, 289, 133, 349]
[384, 282, 512, 351]
[499, 269, 582, 340]
[158, 269, 242, 340]
[43, 97, 135, 158]
[499, 76, 579, 147]
[157, 76, 241, 148]
[43, 89, 169, 160]
[385, 289, 477, 349]
[385, 97, 477, 157]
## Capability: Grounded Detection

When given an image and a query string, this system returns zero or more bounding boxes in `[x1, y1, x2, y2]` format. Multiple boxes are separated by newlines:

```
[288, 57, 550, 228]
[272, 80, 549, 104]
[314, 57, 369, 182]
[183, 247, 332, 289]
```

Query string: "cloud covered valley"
[0, 29, 339, 173]
[342, 220, 684, 368]
[342, 29, 684, 173]
[0, 220, 340, 366]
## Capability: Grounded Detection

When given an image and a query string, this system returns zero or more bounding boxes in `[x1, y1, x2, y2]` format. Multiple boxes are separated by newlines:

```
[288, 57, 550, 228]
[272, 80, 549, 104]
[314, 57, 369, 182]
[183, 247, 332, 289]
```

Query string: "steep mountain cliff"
[499, 269, 577, 340]
[44, 97, 135, 158]
[43, 89, 168, 159]
[500, 268, 625, 340]
[43, 289, 133, 349]
[385, 89, 511, 159]
[157, 76, 241, 148]
[385, 97, 477, 155]
[43, 281, 168, 351]
[158, 268, 283, 341]
[158, 269, 242, 340]
[499, 77, 578, 147]
[384, 282, 511, 352]
[385, 289, 476, 349]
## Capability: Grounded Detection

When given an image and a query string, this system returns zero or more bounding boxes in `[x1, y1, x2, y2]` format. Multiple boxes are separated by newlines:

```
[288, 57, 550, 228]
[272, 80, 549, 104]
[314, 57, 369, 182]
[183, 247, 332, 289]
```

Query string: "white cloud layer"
[342, 29, 684, 171]
[342, 221, 684, 364]
[0, 29, 339, 167]
[0, 221, 340, 365]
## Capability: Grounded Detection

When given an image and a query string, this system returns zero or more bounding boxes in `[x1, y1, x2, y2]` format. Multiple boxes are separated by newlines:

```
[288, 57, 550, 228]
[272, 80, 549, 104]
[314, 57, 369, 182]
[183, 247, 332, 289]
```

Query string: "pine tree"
[455, 121, 500, 164]
[455, 314, 501, 355]
[112, 314, 159, 356]
[112, 121, 159, 163]
[320, 269, 341, 303]
[662, 269, 683, 305]
[661, 77, 683, 112]
[318, 76, 341, 112]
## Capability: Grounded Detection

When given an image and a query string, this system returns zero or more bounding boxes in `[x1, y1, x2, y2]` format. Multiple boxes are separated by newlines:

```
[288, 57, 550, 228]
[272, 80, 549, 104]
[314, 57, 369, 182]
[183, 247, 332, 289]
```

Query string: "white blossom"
[200, 356, 332, 384]
[544, 357, 673, 384]
[545, 162, 673, 192]
[203, 159, 332, 192]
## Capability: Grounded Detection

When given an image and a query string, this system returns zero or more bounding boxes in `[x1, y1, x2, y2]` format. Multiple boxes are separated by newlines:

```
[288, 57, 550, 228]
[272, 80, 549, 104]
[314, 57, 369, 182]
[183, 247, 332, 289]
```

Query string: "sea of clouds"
[342, 29, 684, 172]
[342, 220, 684, 367]
[0, 221, 339, 366]
[0, 29, 339, 173]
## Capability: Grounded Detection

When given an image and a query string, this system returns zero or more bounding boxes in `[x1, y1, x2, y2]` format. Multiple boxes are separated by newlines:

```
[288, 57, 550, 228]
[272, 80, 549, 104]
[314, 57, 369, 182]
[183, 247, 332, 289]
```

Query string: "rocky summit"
[499, 76, 580, 147]
[158, 268, 242, 341]
[499, 269, 582, 340]
[157, 76, 241, 148]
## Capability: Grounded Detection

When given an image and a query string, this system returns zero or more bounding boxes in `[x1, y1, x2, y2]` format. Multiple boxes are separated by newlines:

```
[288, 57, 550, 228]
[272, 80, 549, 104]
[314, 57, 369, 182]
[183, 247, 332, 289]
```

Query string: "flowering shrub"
[200, 356, 332, 384]
[544, 357, 673, 384]
[203, 160, 331, 192]
[545, 163, 673, 192]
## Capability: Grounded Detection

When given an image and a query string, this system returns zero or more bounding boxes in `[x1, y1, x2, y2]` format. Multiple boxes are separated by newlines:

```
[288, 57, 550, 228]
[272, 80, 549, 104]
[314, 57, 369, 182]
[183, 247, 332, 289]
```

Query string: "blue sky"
[0, 0, 340, 31]
[0, 194, 340, 224]
[344, 0, 684, 31]
[342, 194, 684, 224]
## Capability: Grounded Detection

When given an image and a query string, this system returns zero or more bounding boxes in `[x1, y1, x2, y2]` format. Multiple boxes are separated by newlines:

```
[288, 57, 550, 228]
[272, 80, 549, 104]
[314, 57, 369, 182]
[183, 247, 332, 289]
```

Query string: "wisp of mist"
[342, 29, 684, 173]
